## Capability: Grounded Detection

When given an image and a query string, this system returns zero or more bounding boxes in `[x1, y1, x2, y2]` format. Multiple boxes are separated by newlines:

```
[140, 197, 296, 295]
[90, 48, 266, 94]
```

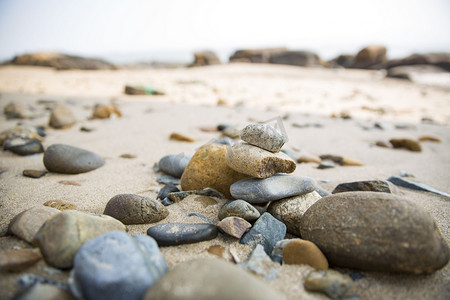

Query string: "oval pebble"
[147, 223, 218, 246]
[158, 154, 191, 178]
[240, 123, 287, 153]
[43, 144, 104, 174]
[282, 239, 328, 270]
[218, 200, 260, 221]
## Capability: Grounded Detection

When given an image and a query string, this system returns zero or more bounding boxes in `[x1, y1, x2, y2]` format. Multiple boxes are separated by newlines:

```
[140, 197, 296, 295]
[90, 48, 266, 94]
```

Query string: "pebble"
[240, 212, 286, 255]
[389, 138, 422, 152]
[34, 210, 126, 269]
[231, 174, 317, 203]
[48, 105, 76, 129]
[8, 207, 60, 243]
[161, 197, 173, 206]
[71, 231, 168, 300]
[43, 200, 76, 210]
[267, 191, 322, 236]
[43, 144, 105, 174]
[15, 283, 74, 300]
[104, 194, 169, 225]
[315, 185, 330, 197]
[124, 85, 164, 95]
[119, 153, 136, 159]
[0, 249, 41, 272]
[318, 161, 336, 169]
[332, 180, 399, 194]
[158, 154, 191, 178]
[240, 123, 287, 153]
[156, 175, 180, 185]
[300, 192, 450, 273]
[169, 132, 195, 142]
[0, 124, 43, 146]
[3, 137, 44, 155]
[23, 169, 48, 178]
[297, 152, 322, 164]
[304, 269, 353, 299]
[92, 104, 122, 119]
[387, 176, 450, 198]
[270, 239, 301, 264]
[3, 102, 34, 119]
[80, 126, 94, 132]
[180, 144, 249, 199]
[239, 244, 279, 281]
[157, 183, 179, 200]
[147, 223, 218, 246]
[217, 217, 251, 239]
[142, 258, 284, 300]
[319, 154, 364, 166]
[206, 245, 225, 258]
[225, 142, 296, 178]
[222, 125, 242, 139]
[168, 188, 225, 203]
[218, 200, 260, 221]
[418, 135, 442, 143]
[282, 239, 328, 269]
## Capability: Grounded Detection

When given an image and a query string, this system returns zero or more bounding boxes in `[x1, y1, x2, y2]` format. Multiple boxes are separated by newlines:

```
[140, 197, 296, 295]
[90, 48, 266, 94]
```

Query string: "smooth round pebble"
[305, 269, 353, 299]
[3, 138, 44, 155]
[158, 154, 191, 178]
[218, 200, 260, 221]
[147, 223, 218, 246]
[282, 239, 328, 269]
[43, 144, 104, 174]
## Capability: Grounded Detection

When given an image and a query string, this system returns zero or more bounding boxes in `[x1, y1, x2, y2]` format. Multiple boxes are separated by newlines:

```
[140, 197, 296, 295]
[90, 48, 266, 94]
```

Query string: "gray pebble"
[3, 138, 44, 156]
[158, 154, 191, 178]
[156, 175, 180, 185]
[43, 144, 104, 174]
[147, 223, 218, 246]
[240, 123, 287, 153]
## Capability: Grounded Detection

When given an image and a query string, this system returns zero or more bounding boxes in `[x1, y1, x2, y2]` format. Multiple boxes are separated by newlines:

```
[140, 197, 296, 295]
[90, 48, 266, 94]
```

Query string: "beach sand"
[0, 64, 449, 299]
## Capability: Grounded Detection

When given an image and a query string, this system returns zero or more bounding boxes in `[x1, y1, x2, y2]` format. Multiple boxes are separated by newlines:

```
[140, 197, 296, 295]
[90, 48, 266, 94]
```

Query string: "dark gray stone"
[43, 144, 104, 174]
[218, 200, 260, 221]
[156, 175, 180, 185]
[240, 123, 287, 153]
[70, 231, 167, 300]
[161, 197, 173, 206]
[157, 183, 180, 200]
[168, 188, 225, 203]
[230, 174, 317, 203]
[158, 154, 191, 178]
[3, 138, 44, 155]
[147, 223, 218, 246]
[240, 212, 286, 255]
[332, 180, 398, 194]
[387, 176, 450, 198]
[23, 169, 48, 178]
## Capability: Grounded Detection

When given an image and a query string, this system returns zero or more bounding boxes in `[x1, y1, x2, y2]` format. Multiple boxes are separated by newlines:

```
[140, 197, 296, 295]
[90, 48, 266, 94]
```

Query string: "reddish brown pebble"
[0, 249, 41, 272]
[59, 180, 81, 186]
[216, 217, 251, 239]
[169, 133, 195, 142]
[23, 169, 48, 178]
[283, 239, 328, 270]
[389, 138, 422, 152]
[418, 136, 442, 143]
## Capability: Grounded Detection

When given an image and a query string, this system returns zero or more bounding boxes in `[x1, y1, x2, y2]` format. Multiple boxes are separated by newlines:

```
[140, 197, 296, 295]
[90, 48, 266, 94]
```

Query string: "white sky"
[0, 0, 449, 62]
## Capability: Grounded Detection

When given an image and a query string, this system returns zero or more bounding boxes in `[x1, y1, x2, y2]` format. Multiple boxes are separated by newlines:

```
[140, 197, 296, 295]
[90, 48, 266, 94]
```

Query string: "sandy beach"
[0, 64, 449, 299]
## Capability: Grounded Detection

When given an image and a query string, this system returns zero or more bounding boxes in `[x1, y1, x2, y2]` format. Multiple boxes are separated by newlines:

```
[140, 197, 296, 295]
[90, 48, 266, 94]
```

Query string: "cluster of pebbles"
[1, 114, 450, 300]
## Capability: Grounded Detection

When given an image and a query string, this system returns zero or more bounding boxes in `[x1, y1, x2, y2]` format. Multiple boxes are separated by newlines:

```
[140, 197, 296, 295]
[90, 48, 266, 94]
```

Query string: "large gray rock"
[230, 174, 317, 204]
[43, 144, 104, 174]
[142, 258, 285, 300]
[34, 210, 126, 269]
[300, 192, 450, 274]
[70, 231, 167, 300]
[240, 123, 287, 153]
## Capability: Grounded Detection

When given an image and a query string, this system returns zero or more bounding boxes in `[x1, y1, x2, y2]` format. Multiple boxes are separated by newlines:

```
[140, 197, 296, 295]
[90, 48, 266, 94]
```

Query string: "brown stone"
[22, 169, 48, 178]
[49, 105, 76, 129]
[181, 144, 249, 198]
[8, 207, 60, 243]
[353, 44, 387, 69]
[169, 132, 195, 142]
[217, 217, 252, 239]
[418, 135, 442, 143]
[0, 249, 41, 272]
[283, 240, 328, 270]
[206, 245, 225, 258]
[92, 104, 122, 119]
[43, 200, 76, 210]
[389, 138, 422, 152]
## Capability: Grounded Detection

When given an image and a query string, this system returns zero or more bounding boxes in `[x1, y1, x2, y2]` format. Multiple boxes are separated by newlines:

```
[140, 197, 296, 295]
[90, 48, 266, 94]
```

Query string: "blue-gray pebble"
[240, 212, 286, 255]
[147, 223, 218, 246]
[43, 144, 104, 174]
[71, 231, 167, 300]
[158, 154, 191, 178]
[230, 174, 317, 203]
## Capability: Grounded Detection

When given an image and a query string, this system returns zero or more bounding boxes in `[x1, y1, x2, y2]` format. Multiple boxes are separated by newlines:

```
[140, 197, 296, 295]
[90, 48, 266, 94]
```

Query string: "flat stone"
[240, 123, 287, 153]
[0, 124, 43, 146]
[419, 135, 442, 143]
[157, 183, 179, 200]
[43, 144, 104, 174]
[267, 191, 322, 236]
[332, 180, 399, 194]
[70, 231, 167, 300]
[283, 239, 328, 269]
[304, 269, 353, 299]
[92, 104, 122, 119]
[225, 142, 296, 178]
[318, 161, 336, 169]
[389, 138, 422, 152]
[180, 144, 249, 199]
[300, 192, 450, 273]
[161, 197, 173, 206]
[169, 133, 195, 142]
[34, 210, 126, 269]
[119, 153, 136, 158]
[217, 217, 251, 239]
[158, 154, 191, 178]
[49, 105, 76, 129]
[3, 138, 44, 155]
[218, 200, 260, 221]
[147, 223, 218, 246]
[231, 174, 317, 203]
[104, 194, 169, 225]
[23, 169, 48, 178]
[15, 283, 75, 300]
[0, 249, 41, 272]
[168, 188, 225, 203]
[387, 176, 450, 198]
[319, 155, 363, 166]
[43, 200, 76, 210]
[240, 212, 286, 255]
[239, 244, 279, 281]
[270, 239, 302, 264]
[8, 207, 60, 243]
[142, 258, 284, 300]
[156, 175, 180, 185]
